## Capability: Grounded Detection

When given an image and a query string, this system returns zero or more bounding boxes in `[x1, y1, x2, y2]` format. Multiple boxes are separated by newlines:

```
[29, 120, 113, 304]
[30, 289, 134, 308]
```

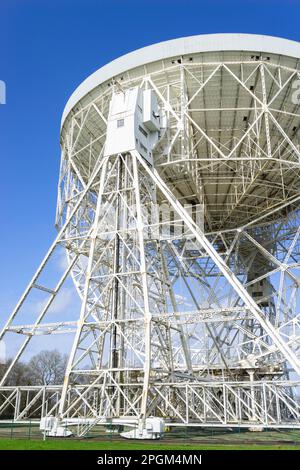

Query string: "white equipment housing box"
[143, 89, 160, 131]
[120, 417, 165, 440]
[104, 87, 161, 164]
[247, 278, 273, 306]
[40, 417, 73, 437]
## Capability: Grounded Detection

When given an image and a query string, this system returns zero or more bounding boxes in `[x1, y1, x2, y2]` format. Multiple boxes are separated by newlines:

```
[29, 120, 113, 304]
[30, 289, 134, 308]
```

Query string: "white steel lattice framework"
[1, 34, 300, 436]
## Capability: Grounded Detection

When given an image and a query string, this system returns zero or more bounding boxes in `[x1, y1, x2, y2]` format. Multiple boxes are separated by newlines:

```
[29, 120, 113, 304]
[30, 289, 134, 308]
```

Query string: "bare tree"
[0, 359, 32, 386]
[28, 350, 68, 385]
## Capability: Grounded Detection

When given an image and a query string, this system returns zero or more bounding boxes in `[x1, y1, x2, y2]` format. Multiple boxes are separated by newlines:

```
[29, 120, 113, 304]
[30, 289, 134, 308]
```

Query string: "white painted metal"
[120, 418, 165, 439]
[61, 33, 300, 125]
[104, 87, 162, 164]
[1, 34, 300, 437]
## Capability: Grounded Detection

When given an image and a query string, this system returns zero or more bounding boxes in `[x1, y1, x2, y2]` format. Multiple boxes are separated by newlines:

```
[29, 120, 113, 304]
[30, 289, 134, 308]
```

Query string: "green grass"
[0, 427, 300, 450]
[0, 439, 299, 450]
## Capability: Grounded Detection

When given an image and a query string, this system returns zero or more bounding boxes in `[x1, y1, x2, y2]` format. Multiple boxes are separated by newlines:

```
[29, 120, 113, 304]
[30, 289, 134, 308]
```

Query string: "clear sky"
[1, 0, 300, 352]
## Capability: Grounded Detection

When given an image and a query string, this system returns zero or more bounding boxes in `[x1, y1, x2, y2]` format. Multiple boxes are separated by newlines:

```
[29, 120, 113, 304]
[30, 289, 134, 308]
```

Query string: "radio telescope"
[1, 33, 300, 438]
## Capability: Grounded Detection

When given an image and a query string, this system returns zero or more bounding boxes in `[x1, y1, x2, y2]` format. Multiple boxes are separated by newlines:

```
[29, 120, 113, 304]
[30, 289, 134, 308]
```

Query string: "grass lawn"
[0, 439, 299, 450]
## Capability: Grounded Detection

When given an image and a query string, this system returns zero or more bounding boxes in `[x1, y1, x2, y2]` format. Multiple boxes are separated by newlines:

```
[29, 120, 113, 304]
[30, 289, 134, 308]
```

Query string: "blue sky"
[1, 0, 300, 355]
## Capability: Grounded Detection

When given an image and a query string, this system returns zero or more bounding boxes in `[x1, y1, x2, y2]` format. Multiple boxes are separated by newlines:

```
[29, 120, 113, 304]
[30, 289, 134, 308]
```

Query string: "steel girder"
[1, 58, 300, 435]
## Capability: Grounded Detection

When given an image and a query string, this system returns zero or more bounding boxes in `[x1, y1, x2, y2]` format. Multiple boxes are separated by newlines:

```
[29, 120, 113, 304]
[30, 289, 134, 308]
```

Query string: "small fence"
[0, 422, 300, 446]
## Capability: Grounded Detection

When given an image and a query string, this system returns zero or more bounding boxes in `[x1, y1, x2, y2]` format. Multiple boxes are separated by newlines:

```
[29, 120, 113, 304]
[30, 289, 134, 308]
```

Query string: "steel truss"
[1, 57, 300, 435]
[0, 381, 300, 433]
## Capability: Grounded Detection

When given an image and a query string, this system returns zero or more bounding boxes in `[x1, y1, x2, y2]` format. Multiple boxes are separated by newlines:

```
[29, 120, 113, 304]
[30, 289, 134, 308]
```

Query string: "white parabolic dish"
[60, 33, 300, 231]
[62, 33, 300, 125]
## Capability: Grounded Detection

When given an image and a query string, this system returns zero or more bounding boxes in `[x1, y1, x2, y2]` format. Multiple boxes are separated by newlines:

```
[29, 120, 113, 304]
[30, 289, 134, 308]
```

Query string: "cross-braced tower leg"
[57, 151, 179, 428]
